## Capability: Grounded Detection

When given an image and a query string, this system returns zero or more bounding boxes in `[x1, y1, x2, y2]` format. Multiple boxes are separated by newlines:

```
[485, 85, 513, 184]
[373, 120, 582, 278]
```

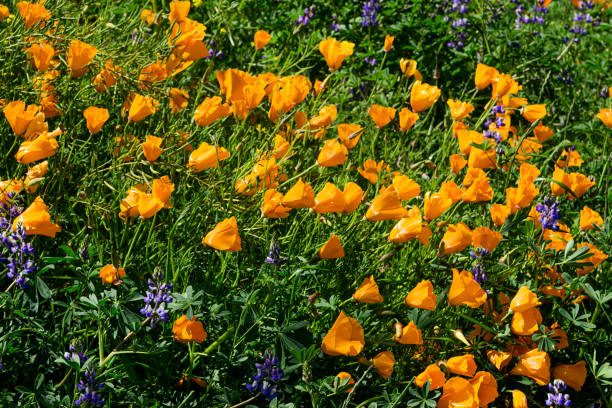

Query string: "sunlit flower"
[99, 264, 125, 284]
[318, 234, 345, 259]
[319, 38, 354, 71]
[173, 315, 207, 343]
[321, 311, 364, 356]
[352, 275, 383, 303]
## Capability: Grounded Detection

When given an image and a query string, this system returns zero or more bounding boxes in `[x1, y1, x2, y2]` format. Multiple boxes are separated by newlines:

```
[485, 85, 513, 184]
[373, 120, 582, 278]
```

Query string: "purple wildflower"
[297, 6, 315, 26]
[360, 0, 380, 27]
[536, 197, 561, 231]
[139, 271, 173, 328]
[546, 379, 572, 407]
[74, 367, 104, 406]
[245, 352, 283, 401]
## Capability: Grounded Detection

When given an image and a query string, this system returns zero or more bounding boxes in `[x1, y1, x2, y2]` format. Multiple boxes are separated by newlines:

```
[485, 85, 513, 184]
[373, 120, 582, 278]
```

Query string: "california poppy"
[99, 264, 125, 284]
[342, 182, 363, 214]
[352, 275, 383, 303]
[556, 148, 583, 168]
[83, 106, 109, 134]
[576, 243, 608, 275]
[3, 101, 40, 136]
[188, 142, 230, 172]
[12, 196, 60, 238]
[318, 38, 355, 71]
[309, 105, 337, 130]
[415, 364, 446, 390]
[399, 108, 419, 131]
[506, 181, 539, 214]
[169, 88, 189, 113]
[457, 129, 484, 156]
[128, 93, 158, 122]
[368, 104, 396, 129]
[469, 371, 498, 407]
[168, 0, 190, 24]
[552, 361, 587, 391]
[142, 135, 163, 162]
[383, 34, 394, 52]
[24, 161, 48, 193]
[448, 269, 487, 308]
[512, 390, 528, 408]
[261, 189, 291, 219]
[510, 286, 541, 312]
[389, 207, 422, 243]
[462, 177, 494, 203]
[509, 348, 551, 386]
[439, 223, 472, 256]
[313, 183, 345, 213]
[450, 154, 468, 175]
[317, 139, 348, 167]
[321, 311, 364, 356]
[392, 173, 420, 200]
[203, 217, 242, 252]
[337, 123, 363, 149]
[512, 308, 543, 335]
[474, 63, 499, 90]
[522, 104, 547, 123]
[93, 59, 121, 92]
[282, 178, 315, 209]
[595, 108, 612, 128]
[447, 99, 475, 121]
[468, 147, 497, 170]
[254, 29, 272, 49]
[373, 351, 395, 380]
[410, 81, 441, 112]
[17, 1, 51, 29]
[486, 350, 512, 371]
[394, 321, 423, 345]
[447, 354, 477, 377]
[0, 4, 8, 21]
[423, 191, 453, 221]
[140, 9, 156, 25]
[492, 73, 514, 98]
[534, 124, 554, 143]
[358, 159, 388, 184]
[365, 185, 409, 221]
[67, 40, 98, 78]
[472, 227, 502, 252]
[15, 128, 61, 164]
[405, 280, 437, 310]
[318, 234, 345, 259]
[437, 377, 478, 408]
[173, 315, 207, 343]
[27, 41, 56, 72]
[194, 96, 231, 127]
[137, 176, 174, 219]
[579, 206, 603, 231]
[399, 58, 420, 78]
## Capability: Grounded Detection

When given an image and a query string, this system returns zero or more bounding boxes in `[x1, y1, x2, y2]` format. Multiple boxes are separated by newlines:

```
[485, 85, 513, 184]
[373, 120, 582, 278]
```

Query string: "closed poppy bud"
[261, 189, 291, 219]
[576, 243, 608, 275]
[405, 280, 437, 310]
[368, 104, 396, 128]
[142, 135, 163, 162]
[313, 183, 345, 213]
[486, 350, 512, 371]
[321, 311, 364, 356]
[337, 123, 363, 149]
[314, 79, 326, 97]
[366, 185, 409, 221]
[99, 264, 125, 284]
[83, 106, 109, 134]
[383, 34, 394, 52]
[372, 351, 395, 379]
[410, 81, 441, 112]
[439, 223, 472, 256]
[24, 161, 48, 193]
[194, 96, 231, 127]
[472, 227, 502, 252]
[512, 390, 528, 408]
[449, 269, 487, 308]
[399, 58, 418, 77]
[15, 128, 61, 164]
[317, 139, 348, 167]
[510, 286, 541, 312]
[335, 372, 355, 392]
[173, 315, 207, 343]
[282, 177, 315, 209]
[522, 104, 546, 123]
[423, 191, 453, 221]
[447, 99, 475, 121]
[27, 42, 56, 72]
[415, 364, 446, 390]
[358, 159, 387, 184]
[188, 142, 230, 172]
[579, 206, 603, 231]
[342, 182, 363, 214]
[169, 88, 189, 113]
[492, 73, 513, 97]
[254, 29, 272, 50]
[399, 107, 419, 131]
[3, 101, 40, 136]
[203, 217, 241, 252]
[450, 154, 468, 175]
[509, 348, 551, 386]
[67, 40, 98, 78]
[553, 361, 587, 391]
[394, 321, 423, 344]
[13, 196, 61, 238]
[128, 93, 158, 122]
[595, 108, 612, 128]
[319, 234, 345, 259]
[353, 275, 383, 303]
[319, 38, 355, 71]
[389, 207, 422, 243]
[447, 354, 477, 377]
[511, 308, 542, 335]
[438, 377, 478, 408]
[475, 63, 499, 90]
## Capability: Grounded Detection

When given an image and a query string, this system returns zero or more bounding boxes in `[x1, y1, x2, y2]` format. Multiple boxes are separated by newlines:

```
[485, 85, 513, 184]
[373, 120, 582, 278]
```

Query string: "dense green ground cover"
[0, 0, 611, 407]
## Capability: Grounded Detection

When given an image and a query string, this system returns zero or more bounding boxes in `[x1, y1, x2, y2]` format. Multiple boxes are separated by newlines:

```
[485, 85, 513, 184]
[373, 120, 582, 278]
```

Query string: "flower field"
[0, 0, 611, 406]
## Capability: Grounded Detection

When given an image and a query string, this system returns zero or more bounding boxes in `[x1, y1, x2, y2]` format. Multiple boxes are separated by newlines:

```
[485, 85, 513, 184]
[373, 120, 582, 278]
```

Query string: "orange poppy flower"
[372, 351, 395, 379]
[169, 0, 190, 23]
[437, 377, 478, 408]
[358, 159, 387, 184]
[128, 93, 158, 122]
[415, 364, 446, 390]
[519, 162, 541, 183]
[472, 227, 502, 252]
[318, 234, 345, 259]
[173, 315, 207, 343]
[510, 348, 551, 386]
[576, 243, 608, 275]
[118, 184, 146, 220]
[468, 147, 497, 170]
[553, 361, 586, 391]
[337, 123, 363, 149]
[352, 275, 383, 303]
[486, 350, 512, 371]
[27, 41, 56, 72]
[450, 154, 468, 175]
[67, 40, 98, 78]
[452, 121, 467, 138]
[136, 176, 174, 219]
[169, 88, 189, 113]
[272, 134, 290, 159]
[543, 226, 573, 252]
[15, 128, 61, 164]
[512, 308, 542, 335]
[321, 311, 364, 356]
[13, 196, 61, 238]
[342, 182, 363, 214]
[188, 142, 230, 172]
[3, 101, 40, 136]
[368, 104, 396, 128]
[383, 34, 394, 52]
[365, 185, 409, 221]
[309, 105, 337, 130]
[0, 5, 8, 21]
[99, 264, 125, 284]
[398, 107, 419, 131]
[521, 104, 547, 123]
[456, 129, 485, 156]
[261, 189, 291, 219]
[17, 1, 51, 28]
[389, 207, 422, 243]
[447, 354, 477, 377]
[462, 168, 488, 187]
[142, 135, 163, 162]
[469, 371, 498, 407]
[551, 168, 594, 199]
[512, 390, 528, 408]
[462, 177, 493, 203]
[254, 29, 272, 49]
[282, 178, 315, 209]
[24, 161, 48, 193]
[447, 99, 475, 121]
[556, 148, 583, 168]
[410, 81, 441, 112]
[439, 223, 473, 256]
[448, 269, 487, 308]
[317, 139, 348, 167]
[93, 59, 121, 92]
[474, 63, 499, 90]
[534, 124, 554, 143]
[548, 323, 568, 350]
[313, 79, 326, 97]
[83, 106, 109, 134]
[392, 173, 420, 200]
[394, 321, 423, 344]
[335, 372, 355, 392]
[423, 191, 453, 221]
[194, 96, 231, 127]
[140, 9, 156, 25]
[492, 73, 514, 97]
[405, 280, 437, 310]
[510, 286, 541, 312]
[202, 217, 241, 252]
[318, 38, 355, 71]
[399, 59, 420, 78]
[579, 206, 603, 231]
[313, 183, 345, 213]
[506, 181, 539, 214]
[595, 108, 612, 128]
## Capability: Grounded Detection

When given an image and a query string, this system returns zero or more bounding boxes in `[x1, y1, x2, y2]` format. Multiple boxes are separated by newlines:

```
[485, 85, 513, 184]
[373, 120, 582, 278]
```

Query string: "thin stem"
[229, 393, 261, 408]
[342, 365, 373, 408]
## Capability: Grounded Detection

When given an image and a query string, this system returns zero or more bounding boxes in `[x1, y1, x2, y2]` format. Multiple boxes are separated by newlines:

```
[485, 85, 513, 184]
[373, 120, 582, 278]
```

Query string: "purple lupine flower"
[557, 69, 574, 85]
[364, 56, 376, 66]
[246, 352, 283, 401]
[297, 6, 315, 26]
[266, 241, 286, 265]
[546, 379, 572, 406]
[600, 87, 610, 99]
[360, 0, 380, 27]
[483, 130, 502, 143]
[536, 197, 561, 231]
[139, 271, 173, 328]
[471, 264, 487, 283]
[74, 367, 104, 406]
[64, 343, 88, 364]
[330, 15, 340, 32]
